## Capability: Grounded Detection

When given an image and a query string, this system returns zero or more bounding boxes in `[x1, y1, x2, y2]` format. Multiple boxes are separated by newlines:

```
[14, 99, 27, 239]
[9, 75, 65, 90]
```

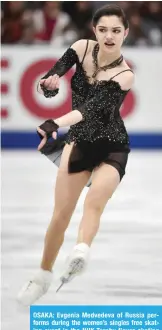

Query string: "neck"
[97, 47, 121, 67]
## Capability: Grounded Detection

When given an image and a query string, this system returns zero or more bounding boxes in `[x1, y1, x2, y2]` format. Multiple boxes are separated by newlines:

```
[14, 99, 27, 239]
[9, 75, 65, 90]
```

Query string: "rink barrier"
[1, 131, 162, 149]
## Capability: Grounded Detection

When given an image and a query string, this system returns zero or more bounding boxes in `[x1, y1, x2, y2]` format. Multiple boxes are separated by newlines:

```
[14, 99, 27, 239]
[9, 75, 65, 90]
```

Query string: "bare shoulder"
[70, 39, 96, 62]
[113, 63, 135, 90]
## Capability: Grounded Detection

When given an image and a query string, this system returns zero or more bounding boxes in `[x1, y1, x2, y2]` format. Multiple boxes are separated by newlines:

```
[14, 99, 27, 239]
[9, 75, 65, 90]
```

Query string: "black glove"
[40, 83, 59, 98]
[39, 139, 65, 155]
[37, 119, 59, 140]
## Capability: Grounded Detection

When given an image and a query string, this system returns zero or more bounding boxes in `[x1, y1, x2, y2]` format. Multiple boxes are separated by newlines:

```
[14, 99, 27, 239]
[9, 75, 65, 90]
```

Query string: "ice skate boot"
[17, 269, 53, 306]
[56, 243, 90, 292]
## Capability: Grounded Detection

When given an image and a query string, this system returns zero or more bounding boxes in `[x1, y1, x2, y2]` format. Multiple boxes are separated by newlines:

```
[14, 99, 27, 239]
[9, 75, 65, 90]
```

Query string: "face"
[45, 1, 60, 11]
[9, 1, 24, 12]
[149, 2, 161, 13]
[77, 1, 91, 10]
[130, 14, 141, 26]
[93, 15, 128, 53]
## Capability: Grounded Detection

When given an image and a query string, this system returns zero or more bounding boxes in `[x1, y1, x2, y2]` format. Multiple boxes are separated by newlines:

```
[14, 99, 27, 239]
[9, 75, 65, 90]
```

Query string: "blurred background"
[1, 1, 162, 46]
[1, 2, 162, 330]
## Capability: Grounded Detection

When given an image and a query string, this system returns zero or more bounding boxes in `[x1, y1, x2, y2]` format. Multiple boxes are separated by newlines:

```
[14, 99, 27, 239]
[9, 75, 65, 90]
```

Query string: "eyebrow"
[98, 26, 122, 29]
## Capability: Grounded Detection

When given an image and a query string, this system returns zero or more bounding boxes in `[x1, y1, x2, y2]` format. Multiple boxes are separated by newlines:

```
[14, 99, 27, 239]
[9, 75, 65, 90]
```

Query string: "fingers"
[40, 74, 59, 91]
[37, 126, 47, 150]
[55, 79, 59, 89]
[37, 126, 57, 139]
[52, 131, 57, 139]
[37, 136, 47, 151]
[37, 127, 46, 137]
[37, 126, 57, 151]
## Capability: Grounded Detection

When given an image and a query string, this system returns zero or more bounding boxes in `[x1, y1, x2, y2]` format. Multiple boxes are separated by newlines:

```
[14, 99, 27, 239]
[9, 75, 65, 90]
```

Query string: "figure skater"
[18, 4, 134, 305]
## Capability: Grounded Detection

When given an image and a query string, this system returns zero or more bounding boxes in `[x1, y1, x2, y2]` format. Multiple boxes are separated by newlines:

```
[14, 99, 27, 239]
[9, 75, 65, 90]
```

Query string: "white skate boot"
[56, 243, 90, 292]
[17, 269, 53, 306]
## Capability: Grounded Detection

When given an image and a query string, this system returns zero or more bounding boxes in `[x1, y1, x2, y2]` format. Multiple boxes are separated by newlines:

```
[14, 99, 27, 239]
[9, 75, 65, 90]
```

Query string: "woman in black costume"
[18, 4, 134, 305]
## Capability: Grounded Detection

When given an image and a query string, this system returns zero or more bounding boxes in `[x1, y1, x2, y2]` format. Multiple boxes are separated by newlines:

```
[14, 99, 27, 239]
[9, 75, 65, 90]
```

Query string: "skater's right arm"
[37, 39, 88, 98]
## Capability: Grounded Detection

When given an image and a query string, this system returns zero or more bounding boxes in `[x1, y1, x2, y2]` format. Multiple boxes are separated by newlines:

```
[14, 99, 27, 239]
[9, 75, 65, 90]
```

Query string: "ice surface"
[1, 150, 162, 330]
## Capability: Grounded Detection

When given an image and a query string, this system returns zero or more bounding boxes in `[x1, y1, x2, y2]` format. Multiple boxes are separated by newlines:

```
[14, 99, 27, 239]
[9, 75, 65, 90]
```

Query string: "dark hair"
[92, 4, 129, 29]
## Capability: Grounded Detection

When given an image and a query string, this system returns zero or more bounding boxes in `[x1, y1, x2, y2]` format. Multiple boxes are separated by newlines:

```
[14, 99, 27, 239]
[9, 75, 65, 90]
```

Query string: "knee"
[84, 193, 104, 215]
[51, 206, 72, 233]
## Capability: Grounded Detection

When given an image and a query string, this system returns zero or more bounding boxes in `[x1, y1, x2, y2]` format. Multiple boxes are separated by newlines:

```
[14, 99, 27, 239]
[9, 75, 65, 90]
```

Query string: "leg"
[77, 163, 120, 245]
[17, 143, 91, 305]
[60, 163, 121, 284]
[41, 143, 91, 271]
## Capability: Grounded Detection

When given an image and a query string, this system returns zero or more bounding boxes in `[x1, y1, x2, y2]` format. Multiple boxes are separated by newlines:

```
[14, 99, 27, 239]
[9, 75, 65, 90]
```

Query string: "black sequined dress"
[39, 42, 133, 180]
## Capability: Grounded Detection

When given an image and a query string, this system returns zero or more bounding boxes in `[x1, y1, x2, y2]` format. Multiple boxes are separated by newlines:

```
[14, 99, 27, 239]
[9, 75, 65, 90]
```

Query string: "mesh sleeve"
[40, 47, 78, 98]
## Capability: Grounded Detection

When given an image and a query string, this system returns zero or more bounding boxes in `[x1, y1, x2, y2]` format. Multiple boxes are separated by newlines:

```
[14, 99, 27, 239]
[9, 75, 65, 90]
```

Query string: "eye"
[99, 28, 106, 33]
[113, 30, 121, 33]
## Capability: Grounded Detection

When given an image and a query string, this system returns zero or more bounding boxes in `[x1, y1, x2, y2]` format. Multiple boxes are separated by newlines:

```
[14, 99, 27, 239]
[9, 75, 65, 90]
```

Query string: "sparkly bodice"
[68, 62, 129, 146]
[40, 46, 131, 151]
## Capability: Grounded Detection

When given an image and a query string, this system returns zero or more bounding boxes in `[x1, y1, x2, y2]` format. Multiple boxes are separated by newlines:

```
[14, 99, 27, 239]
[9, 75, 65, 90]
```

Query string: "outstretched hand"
[37, 127, 57, 151]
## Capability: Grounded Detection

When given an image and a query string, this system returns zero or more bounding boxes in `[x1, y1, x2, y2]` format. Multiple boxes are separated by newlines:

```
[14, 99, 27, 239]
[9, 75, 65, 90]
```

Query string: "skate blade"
[56, 276, 70, 293]
[56, 259, 85, 293]
[56, 281, 64, 293]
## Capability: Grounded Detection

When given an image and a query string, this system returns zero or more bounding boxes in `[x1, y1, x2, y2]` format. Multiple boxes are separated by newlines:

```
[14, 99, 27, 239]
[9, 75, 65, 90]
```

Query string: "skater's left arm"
[37, 46, 78, 98]
[37, 39, 87, 98]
